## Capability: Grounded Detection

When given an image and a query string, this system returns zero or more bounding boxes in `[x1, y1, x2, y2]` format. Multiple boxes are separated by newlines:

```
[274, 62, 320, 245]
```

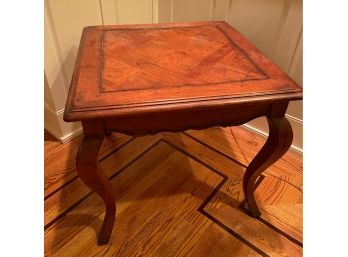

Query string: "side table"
[63, 21, 302, 245]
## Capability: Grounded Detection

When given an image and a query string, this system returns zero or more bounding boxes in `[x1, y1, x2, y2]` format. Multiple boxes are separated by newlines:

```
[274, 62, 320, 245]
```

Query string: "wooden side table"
[63, 21, 302, 245]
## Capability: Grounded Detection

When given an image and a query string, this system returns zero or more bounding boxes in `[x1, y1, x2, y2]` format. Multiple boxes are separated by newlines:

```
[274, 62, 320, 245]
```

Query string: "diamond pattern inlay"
[101, 26, 267, 92]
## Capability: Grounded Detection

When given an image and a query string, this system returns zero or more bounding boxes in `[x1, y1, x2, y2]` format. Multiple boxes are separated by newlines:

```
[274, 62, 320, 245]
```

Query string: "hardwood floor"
[44, 126, 303, 257]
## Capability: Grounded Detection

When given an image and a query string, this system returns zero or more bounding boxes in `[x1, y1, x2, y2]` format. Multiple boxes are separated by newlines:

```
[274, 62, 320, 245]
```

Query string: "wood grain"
[44, 135, 160, 228]
[187, 126, 303, 191]
[76, 134, 116, 244]
[101, 25, 266, 91]
[59, 20, 303, 252]
[44, 132, 131, 198]
[63, 21, 302, 121]
[243, 116, 293, 217]
[45, 126, 303, 256]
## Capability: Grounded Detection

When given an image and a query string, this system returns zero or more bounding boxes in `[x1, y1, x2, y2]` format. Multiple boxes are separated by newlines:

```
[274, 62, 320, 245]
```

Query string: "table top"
[64, 21, 302, 121]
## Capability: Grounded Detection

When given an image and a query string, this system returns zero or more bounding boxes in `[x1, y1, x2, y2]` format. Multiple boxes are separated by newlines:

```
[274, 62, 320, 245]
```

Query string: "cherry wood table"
[64, 21, 302, 245]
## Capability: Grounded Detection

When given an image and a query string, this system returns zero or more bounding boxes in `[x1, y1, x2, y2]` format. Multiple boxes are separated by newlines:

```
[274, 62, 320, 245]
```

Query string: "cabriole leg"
[76, 135, 116, 244]
[243, 116, 293, 217]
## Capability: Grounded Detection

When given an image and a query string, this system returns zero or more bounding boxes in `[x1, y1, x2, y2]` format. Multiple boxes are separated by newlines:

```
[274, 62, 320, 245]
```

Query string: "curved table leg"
[243, 116, 293, 217]
[76, 135, 116, 244]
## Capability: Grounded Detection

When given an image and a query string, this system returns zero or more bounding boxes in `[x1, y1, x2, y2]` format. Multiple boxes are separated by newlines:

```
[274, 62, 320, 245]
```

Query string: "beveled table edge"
[64, 90, 302, 121]
[64, 21, 303, 122]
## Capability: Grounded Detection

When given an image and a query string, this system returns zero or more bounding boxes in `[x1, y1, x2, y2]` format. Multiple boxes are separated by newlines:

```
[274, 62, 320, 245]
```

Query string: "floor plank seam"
[99, 137, 135, 162]
[239, 175, 303, 248]
[44, 191, 94, 230]
[44, 138, 162, 231]
[163, 138, 228, 180]
[163, 138, 270, 256]
[164, 138, 303, 252]
[44, 176, 79, 201]
[45, 134, 302, 256]
[181, 132, 302, 195]
[263, 171, 303, 193]
[199, 209, 269, 257]
[44, 137, 135, 200]
[183, 131, 248, 168]
[176, 132, 303, 247]
[255, 216, 303, 248]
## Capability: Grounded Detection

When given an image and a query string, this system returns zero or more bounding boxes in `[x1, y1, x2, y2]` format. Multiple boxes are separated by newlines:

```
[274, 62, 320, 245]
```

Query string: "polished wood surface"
[76, 135, 116, 244]
[63, 21, 301, 121]
[243, 116, 293, 217]
[62, 21, 303, 245]
[44, 127, 303, 256]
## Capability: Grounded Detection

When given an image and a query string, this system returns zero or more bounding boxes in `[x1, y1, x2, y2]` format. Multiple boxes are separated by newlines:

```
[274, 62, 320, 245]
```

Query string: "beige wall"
[44, 0, 302, 150]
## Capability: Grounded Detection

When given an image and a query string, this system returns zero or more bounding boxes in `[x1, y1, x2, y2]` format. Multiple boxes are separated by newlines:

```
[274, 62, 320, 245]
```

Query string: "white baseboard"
[242, 118, 303, 154]
[44, 104, 82, 143]
[44, 124, 81, 143]
[59, 127, 83, 143]
[45, 121, 83, 143]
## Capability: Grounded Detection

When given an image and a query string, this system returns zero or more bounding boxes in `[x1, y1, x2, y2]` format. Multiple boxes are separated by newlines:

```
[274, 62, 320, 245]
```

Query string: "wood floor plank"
[205, 205, 302, 257]
[44, 132, 131, 197]
[45, 141, 174, 256]
[255, 176, 303, 244]
[145, 168, 223, 256]
[98, 148, 223, 257]
[167, 218, 212, 257]
[44, 134, 81, 194]
[136, 163, 225, 256]
[186, 127, 248, 165]
[188, 127, 303, 191]
[187, 223, 255, 257]
[44, 135, 160, 228]
[247, 249, 263, 257]
[163, 130, 303, 253]
[188, 223, 225, 257]
[223, 126, 302, 176]
[208, 227, 253, 257]
[48, 142, 226, 257]
[260, 204, 303, 243]
[44, 125, 303, 257]
[162, 132, 244, 179]
[256, 176, 302, 205]
[151, 218, 195, 257]
[76, 243, 119, 257]
[44, 130, 63, 154]
[204, 176, 302, 256]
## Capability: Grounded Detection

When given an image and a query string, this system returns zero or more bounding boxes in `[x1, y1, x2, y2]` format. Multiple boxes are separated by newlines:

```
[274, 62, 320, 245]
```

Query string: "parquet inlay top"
[101, 25, 267, 92]
[64, 21, 302, 121]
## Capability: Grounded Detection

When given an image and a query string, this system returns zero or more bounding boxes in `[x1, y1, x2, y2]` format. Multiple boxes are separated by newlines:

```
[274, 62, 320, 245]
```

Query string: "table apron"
[102, 102, 284, 136]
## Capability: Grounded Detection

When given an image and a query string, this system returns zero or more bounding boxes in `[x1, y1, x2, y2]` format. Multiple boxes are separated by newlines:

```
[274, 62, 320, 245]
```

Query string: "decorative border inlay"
[70, 88, 296, 113]
[99, 25, 269, 93]
[65, 23, 302, 118]
[45, 137, 303, 256]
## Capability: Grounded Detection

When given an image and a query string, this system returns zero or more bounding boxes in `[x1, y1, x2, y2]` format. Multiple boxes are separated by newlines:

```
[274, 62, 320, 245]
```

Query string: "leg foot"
[243, 117, 293, 217]
[76, 135, 116, 244]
